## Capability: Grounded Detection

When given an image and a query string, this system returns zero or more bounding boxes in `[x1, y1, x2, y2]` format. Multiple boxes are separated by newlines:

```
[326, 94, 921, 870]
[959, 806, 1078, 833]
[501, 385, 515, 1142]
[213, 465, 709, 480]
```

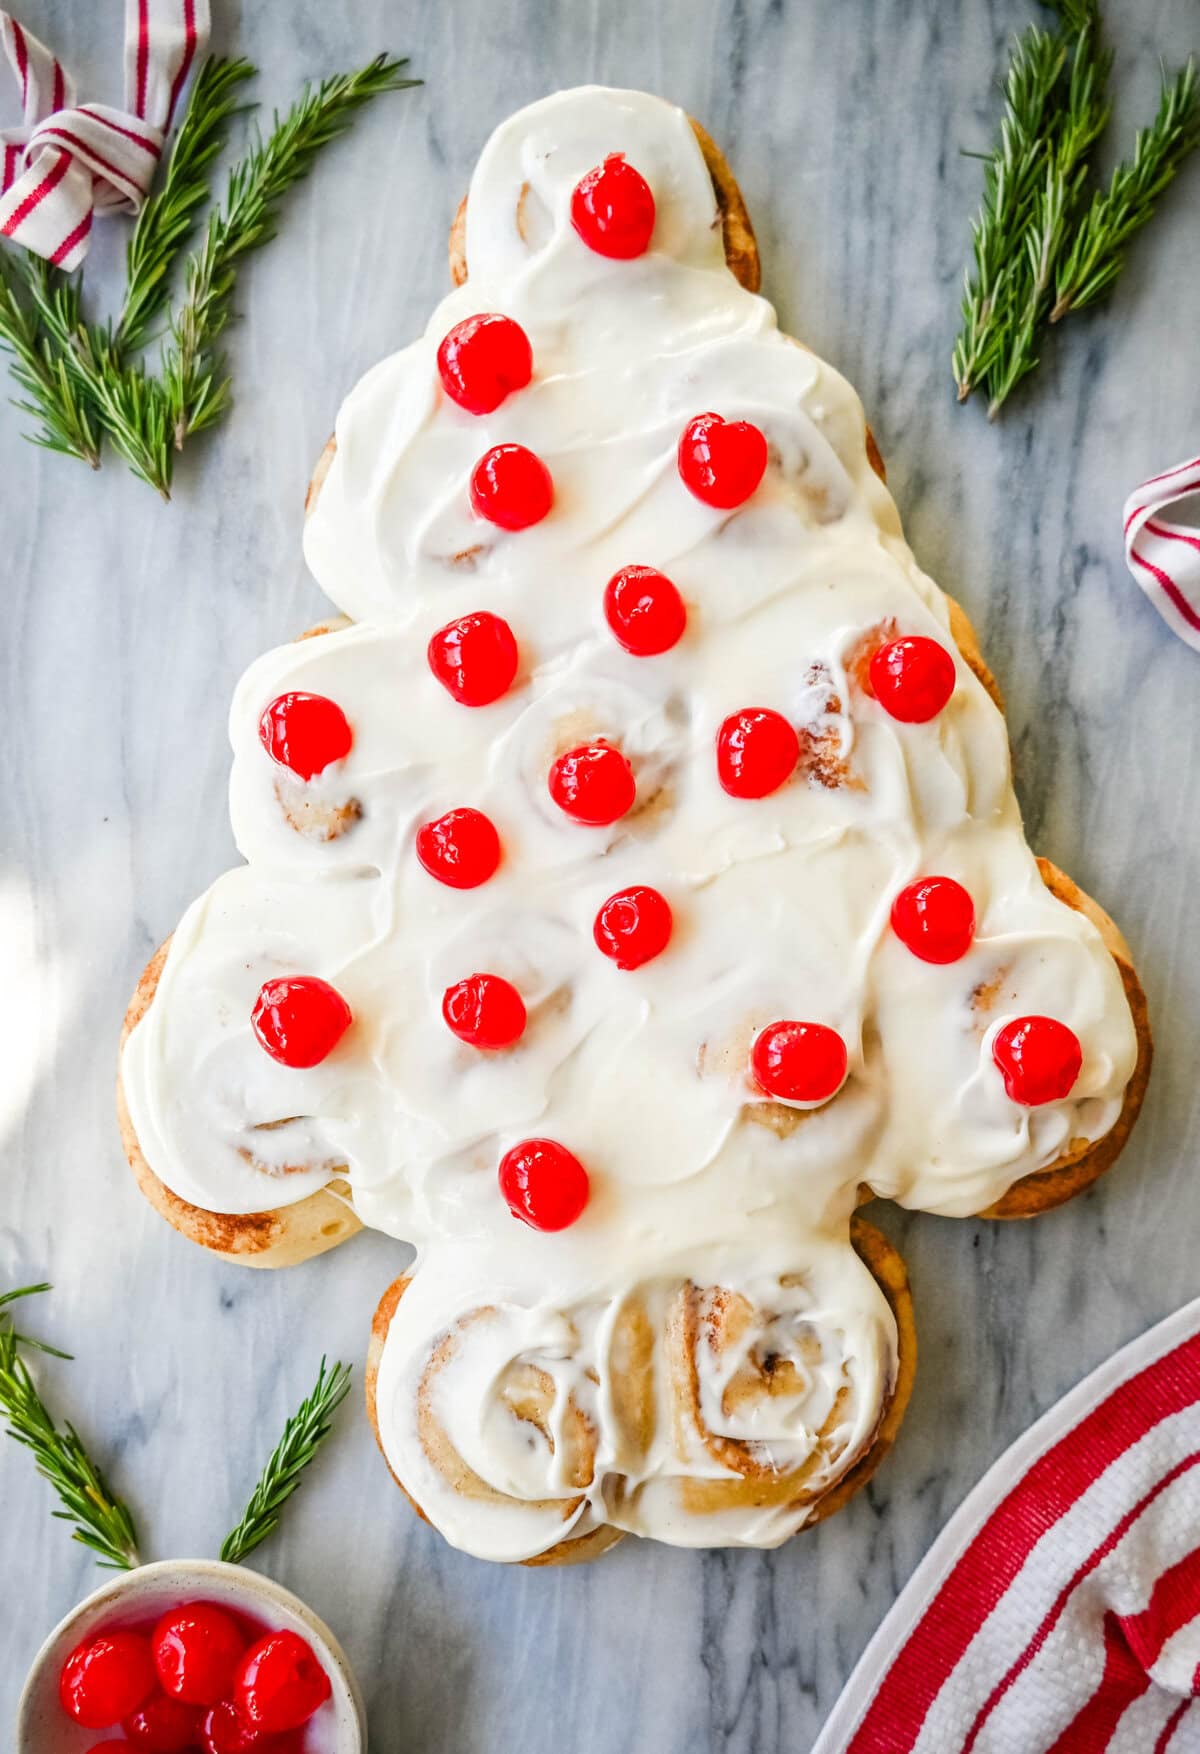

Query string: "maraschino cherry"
[437, 312, 533, 414]
[499, 1138, 590, 1230]
[603, 564, 686, 655]
[122, 1692, 202, 1752]
[869, 636, 956, 723]
[752, 1020, 848, 1105]
[891, 876, 976, 964]
[716, 707, 799, 798]
[549, 742, 636, 825]
[428, 611, 519, 706]
[570, 154, 656, 258]
[992, 1016, 1082, 1105]
[443, 973, 527, 1048]
[152, 1602, 247, 1707]
[469, 443, 553, 530]
[258, 693, 352, 780]
[415, 807, 501, 888]
[60, 1631, 157, 1728]
[593, 886, 673, 969]
[678, 413, 768, 510]
[235, 1629, 331, 1735]
[199, 1699, 283, 1754]
[251, 976, 352, 1068]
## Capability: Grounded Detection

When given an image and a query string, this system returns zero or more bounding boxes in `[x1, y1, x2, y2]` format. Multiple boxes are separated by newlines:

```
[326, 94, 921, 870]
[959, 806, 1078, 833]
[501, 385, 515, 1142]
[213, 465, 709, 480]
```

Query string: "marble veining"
[2, 1, 1198, 1748]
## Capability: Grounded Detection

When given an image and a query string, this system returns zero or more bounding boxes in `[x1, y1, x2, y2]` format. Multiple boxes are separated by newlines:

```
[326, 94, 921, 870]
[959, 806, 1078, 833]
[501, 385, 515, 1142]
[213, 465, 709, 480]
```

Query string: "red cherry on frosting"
[123, 1693, 202, 1752]
[869, 636, 956, 723]
[235, 1630, 331, 1736]
[251, 976, 352, 1069]
[258, 692, 352, 781]
[428, 611, 519, 706]
[548, 742, 636, 825]
[60, 1632, 157, 1729]
[752, 1020, 848, 1105]
[469, 443, 553, 530]
[437, 312, 533, 415]
[891, 876, 976, 964]
[570, 154, 656, 259]
[443, 973, 527, 1049]
[992, 1016, 1082, 1106]
[415, 807, 501, 888]
[499, 1138, 590, 1231]
[593, 886, 673, 970]
[678, 413, 768, 510]
[603, 564, 687, 655]
[716, 708, 799, 798]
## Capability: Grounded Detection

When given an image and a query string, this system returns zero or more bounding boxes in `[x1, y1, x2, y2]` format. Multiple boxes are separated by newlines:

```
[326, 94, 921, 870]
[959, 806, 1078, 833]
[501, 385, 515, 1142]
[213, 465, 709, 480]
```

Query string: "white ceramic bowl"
[17, 1558, 366, 1753]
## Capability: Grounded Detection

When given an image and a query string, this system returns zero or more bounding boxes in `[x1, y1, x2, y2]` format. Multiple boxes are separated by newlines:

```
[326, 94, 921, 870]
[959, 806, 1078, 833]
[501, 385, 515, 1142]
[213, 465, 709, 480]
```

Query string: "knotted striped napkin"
[1124, 457, 1200, 653]
[0, 0, 207, 269]
[813, 1297, 1200, 1753]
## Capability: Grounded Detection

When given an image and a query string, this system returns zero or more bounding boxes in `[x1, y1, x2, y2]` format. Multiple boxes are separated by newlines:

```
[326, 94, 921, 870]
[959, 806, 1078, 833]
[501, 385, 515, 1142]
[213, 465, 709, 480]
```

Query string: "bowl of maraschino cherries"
[17, 1559, 365, 1753]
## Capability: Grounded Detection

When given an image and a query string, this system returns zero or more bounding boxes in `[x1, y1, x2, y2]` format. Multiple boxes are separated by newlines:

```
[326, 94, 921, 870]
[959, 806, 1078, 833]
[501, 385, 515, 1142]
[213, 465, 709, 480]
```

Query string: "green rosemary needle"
[0, 51, 417, 494]
[0, 257, 101, 466]
[164, 54, 419, 465]
[952, 23, 1069, 402]
[1052, 59, 1200, 321]
[983, 17, 1112, 414]
[956, 1, 1199, 415]
[220, 1358, 352, 1566]
[117, 56, 257, 355]
[0, 1285, 141, 1571]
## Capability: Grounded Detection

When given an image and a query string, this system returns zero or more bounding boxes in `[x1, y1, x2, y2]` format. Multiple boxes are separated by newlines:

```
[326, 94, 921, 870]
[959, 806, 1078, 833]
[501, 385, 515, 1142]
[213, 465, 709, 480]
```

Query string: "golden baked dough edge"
[116, 939, 361, 1269]
[362, 1214, 915, 1565]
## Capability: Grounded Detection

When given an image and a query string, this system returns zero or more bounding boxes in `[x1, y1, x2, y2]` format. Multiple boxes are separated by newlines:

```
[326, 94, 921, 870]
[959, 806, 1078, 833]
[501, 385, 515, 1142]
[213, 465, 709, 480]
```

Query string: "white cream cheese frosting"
[120, 86, 1139, 1560]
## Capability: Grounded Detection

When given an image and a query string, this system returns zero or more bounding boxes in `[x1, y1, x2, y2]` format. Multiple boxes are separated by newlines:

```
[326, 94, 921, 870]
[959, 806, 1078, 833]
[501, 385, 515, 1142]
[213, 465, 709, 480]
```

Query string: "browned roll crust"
[117, 940, 362, 1269]
[363, 1214, 914, 1564]
[978, 860, 1152, 1220]
[364, 1275, 625, 1567]
[807, 1216, 917, 1525]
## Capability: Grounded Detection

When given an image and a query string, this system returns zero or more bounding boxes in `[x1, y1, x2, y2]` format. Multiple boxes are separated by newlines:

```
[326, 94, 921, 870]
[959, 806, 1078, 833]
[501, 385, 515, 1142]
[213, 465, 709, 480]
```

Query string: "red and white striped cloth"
[813, 1297, 1200, 1754]
[0, 0, 207, 270]
[1124, 457, 1200, 653]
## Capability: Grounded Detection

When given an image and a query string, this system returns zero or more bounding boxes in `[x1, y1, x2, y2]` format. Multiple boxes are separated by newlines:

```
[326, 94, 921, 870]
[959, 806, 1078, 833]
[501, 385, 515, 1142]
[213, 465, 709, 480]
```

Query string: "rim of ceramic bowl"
[16, 1556, 367, 1752]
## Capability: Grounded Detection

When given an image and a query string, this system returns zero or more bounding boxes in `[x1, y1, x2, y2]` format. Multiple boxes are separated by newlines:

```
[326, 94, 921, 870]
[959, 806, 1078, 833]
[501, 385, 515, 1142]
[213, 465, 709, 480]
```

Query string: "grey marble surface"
[3, 0, 1199, 1747]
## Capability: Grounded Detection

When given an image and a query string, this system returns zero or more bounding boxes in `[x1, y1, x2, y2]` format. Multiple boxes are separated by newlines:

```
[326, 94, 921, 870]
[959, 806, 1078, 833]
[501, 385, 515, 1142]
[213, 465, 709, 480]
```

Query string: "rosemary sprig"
[1052, 60, 1200, 320]
[0, 1285, 141, 1570]
[0, 51, 417, 494]
[0, 1283, 72, 1358]
[220, 1358, 351, 1566]
[117, 56, 257, 354]
[983, 18, 1112, 414]
[165, 54, 418, 469]
[952, 23, 1069, 401]
[0, 257, 101, 465]
[955, 5, 1199, 414]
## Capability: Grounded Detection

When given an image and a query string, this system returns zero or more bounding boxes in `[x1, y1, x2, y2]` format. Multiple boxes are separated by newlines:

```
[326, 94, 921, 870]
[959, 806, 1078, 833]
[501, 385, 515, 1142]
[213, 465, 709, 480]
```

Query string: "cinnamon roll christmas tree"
[118, 87, 1151, 1563]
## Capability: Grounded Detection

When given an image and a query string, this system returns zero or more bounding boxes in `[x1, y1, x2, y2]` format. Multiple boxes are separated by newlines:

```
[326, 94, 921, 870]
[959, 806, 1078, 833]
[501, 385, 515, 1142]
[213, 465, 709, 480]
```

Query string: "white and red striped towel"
[813, 1297, 1200, 1754]
[1124, 457, 1200, 652]
[0, 0, 207, 269]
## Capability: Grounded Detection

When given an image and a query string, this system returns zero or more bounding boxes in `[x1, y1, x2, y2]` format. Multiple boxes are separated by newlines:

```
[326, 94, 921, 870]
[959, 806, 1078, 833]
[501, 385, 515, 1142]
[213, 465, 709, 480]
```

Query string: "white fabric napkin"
[813, 1297, 1200, 1753]
[1124, 457, 1200, 652]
